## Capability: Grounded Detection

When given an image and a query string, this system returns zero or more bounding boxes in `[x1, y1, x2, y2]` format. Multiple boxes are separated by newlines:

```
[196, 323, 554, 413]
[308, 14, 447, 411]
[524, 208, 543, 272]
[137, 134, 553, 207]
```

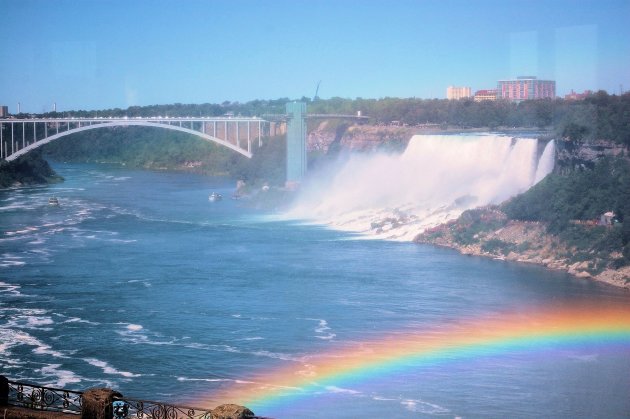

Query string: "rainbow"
[200, 303, 630, 413]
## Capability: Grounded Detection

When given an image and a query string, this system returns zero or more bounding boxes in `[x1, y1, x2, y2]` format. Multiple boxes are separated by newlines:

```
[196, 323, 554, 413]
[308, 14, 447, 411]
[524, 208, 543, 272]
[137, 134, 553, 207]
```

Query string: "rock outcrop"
[415, 207, 630, 290]
[211, 404, 256, 419]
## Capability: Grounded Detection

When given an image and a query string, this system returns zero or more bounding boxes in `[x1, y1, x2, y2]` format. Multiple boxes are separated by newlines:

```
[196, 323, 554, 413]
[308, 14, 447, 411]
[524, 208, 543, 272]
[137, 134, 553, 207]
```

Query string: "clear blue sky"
[1, 0, 629, 113]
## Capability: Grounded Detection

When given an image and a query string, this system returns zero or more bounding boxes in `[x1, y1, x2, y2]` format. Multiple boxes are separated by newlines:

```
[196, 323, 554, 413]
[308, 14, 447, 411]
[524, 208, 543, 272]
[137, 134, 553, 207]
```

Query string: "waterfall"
[286, 134, 555, 241]
[534, 140, 555, 184]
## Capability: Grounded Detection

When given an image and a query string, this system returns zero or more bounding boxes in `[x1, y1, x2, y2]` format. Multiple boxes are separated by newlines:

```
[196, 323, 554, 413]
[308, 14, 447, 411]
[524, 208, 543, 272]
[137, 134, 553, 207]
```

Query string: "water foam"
[287, 134, 555, 241]
[0, 281, 23, 296]
[37, 364, 84, 388]
[305, 318, 337, 340]
[83, 358, 142, 378]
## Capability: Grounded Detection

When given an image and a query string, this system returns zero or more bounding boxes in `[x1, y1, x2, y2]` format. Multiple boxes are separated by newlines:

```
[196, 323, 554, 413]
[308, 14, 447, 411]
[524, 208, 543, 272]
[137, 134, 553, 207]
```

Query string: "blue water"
[1, 163, 629, 418]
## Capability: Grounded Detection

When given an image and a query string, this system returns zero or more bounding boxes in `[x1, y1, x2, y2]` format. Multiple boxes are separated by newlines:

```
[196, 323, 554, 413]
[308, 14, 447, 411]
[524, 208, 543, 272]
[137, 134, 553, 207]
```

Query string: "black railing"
[112, 397, 272, 419]
[112, 397, 213, 419]
[6, 379, 83, 414]
[1, 377, 271, 419]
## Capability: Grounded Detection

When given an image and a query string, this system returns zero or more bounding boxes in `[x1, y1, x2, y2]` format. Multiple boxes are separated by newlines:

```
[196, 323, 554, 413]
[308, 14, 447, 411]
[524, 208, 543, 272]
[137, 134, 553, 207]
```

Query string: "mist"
[286, 134, 555, 241]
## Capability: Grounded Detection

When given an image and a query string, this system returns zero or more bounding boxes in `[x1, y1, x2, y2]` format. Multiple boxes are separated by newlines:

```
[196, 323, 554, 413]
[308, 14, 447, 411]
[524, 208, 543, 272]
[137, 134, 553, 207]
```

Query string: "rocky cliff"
[308, 122, 445, 153]
[0, 152, 63, 189]
[555, 139, 627, 173]
[415, 207, 630, 290]
[307, 122, 552, 154]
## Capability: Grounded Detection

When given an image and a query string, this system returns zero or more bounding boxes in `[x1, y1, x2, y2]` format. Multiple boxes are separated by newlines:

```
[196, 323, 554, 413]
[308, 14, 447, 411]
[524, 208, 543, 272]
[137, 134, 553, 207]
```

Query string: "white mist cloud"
[286, 134, 554, 241]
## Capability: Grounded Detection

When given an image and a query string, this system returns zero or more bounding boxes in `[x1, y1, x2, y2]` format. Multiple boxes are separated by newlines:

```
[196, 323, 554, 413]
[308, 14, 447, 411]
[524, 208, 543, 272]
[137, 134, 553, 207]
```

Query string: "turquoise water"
[1, 163, 629, 418]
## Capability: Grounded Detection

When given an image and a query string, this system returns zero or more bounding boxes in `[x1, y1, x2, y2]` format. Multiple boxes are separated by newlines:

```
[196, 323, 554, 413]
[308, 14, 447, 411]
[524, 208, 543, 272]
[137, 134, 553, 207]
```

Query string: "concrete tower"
[285, 101, 307, 185]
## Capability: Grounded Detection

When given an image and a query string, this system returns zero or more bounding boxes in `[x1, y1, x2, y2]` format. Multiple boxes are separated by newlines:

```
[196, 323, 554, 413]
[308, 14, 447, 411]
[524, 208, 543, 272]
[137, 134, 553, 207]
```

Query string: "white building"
[446, 86, 472, 100]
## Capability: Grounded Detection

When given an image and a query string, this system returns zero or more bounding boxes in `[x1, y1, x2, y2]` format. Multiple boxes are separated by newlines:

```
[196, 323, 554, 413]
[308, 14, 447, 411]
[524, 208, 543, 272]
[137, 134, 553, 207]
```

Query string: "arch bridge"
[0, 116, 271, 161]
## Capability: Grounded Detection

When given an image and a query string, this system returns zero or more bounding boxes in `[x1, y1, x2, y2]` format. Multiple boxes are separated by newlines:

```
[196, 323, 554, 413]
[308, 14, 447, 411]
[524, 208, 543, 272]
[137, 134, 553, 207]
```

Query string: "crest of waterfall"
[287, 134, 555, 241]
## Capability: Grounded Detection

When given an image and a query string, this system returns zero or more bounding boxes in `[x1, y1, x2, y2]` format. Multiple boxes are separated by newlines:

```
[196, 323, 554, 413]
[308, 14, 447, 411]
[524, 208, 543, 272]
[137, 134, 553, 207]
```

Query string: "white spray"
[286, 134, 555, 241]
[534, 140, 556, 183]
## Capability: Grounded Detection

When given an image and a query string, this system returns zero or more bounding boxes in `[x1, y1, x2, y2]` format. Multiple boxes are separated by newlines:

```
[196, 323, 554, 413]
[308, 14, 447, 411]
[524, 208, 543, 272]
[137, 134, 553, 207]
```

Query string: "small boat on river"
[208, 192, 222, 202]
[48, 197, 60, 206]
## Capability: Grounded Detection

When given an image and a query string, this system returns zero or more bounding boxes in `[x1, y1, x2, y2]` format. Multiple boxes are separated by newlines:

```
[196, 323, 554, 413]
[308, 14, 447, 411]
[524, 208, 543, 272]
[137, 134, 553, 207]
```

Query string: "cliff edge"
[415, 207, 630, 290]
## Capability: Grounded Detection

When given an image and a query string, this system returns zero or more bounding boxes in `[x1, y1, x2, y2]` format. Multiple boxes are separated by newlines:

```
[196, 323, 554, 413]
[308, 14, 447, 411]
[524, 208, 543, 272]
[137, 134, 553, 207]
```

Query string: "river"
[1, 161, 629, 418]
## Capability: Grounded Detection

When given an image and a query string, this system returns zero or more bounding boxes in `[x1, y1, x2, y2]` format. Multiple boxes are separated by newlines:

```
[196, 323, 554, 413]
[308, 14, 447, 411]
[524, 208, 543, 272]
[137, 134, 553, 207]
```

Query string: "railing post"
[81, 388, 121, 419]
[0, 375, 8, 406]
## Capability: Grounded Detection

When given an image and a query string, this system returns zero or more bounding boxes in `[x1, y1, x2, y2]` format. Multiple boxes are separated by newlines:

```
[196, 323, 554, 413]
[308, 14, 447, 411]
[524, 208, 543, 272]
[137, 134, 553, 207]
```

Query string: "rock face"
[415, 207, 630, 290]
[307, 123, 437, 153]
[555, 139, 627, 173]
[211, 404, 255, 419]
[0, 153, 63, 189]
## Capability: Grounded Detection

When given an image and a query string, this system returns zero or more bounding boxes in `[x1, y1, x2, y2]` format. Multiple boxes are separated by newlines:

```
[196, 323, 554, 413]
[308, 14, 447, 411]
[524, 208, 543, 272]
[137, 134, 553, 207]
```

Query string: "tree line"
[502, 157, 630, 264]
[15, 91, 629, 147]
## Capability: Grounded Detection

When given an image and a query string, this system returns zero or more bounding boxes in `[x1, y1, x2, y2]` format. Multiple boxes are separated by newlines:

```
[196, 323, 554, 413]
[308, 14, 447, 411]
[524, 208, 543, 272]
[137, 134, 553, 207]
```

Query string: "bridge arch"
[3, 119, 257, 162]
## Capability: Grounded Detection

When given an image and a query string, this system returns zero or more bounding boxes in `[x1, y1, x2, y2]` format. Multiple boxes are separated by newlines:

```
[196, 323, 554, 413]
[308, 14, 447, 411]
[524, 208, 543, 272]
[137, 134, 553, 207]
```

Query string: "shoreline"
[423, 239, 630, 291]
[414, 209, 630, 291]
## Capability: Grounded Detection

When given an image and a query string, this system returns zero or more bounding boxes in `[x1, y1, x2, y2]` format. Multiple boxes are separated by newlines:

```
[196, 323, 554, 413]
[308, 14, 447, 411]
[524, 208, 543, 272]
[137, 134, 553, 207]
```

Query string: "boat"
[208, 192, 222, 202]
[48, 197, 59, 206]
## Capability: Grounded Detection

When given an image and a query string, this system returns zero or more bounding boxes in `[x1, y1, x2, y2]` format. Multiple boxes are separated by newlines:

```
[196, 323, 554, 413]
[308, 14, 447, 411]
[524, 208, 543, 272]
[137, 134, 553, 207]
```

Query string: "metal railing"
[6, 379, 83, 414]
[112, 397, 213, 419]
[112, 397, 271, 419]
[2, 378, 271, 419]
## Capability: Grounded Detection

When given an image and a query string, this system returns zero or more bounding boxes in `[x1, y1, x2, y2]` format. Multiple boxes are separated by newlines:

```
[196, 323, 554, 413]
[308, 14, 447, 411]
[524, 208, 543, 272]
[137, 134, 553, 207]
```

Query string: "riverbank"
[0, 153, 63, 189]
[414, 207, 630, 290]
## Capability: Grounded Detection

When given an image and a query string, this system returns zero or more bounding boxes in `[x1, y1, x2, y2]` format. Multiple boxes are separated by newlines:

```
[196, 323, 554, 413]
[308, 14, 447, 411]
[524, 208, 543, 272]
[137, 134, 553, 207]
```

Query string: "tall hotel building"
[446, 86, 472, 100]
[497, 76, 556, 101]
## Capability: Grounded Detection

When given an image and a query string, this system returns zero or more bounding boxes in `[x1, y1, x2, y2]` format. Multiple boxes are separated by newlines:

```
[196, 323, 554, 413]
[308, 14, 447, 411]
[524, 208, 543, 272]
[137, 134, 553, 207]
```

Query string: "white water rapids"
[287, 134, 555, 241]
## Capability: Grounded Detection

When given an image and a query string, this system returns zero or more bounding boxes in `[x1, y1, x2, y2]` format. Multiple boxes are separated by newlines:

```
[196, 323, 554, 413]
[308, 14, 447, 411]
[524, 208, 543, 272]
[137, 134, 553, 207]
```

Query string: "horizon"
[1, 0, 629, 113]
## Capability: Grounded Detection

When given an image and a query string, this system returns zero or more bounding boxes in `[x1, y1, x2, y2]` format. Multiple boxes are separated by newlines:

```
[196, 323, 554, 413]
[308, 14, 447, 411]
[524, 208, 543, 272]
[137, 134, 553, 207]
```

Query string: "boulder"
[211, 404, 255, 419]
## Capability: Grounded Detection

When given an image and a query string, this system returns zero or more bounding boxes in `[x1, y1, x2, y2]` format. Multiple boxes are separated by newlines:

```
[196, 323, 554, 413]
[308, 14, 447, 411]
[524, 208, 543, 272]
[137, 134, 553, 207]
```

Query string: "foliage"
[36, 99, 290, 119]
[307, 92, 630, 141]
[41, 126, 246, 173]
[554, 91, 630, 146]
[451, 208, 507, 245]
[41, 126, 291, 187]
[503, 157, 630, 225]
[21, 91, 628, 148]
[0, 150, 63, 188]
[481, 238, 515, 256]
[502, 157, 630, 265]
[228, 135, 286, 187]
